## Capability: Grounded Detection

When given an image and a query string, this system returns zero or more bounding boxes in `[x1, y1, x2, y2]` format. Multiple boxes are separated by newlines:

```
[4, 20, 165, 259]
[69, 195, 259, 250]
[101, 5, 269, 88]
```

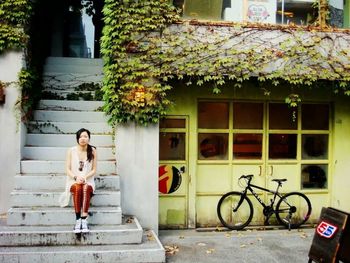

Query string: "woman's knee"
[83, 184, 93, 192]
[70, 183, 83, 192]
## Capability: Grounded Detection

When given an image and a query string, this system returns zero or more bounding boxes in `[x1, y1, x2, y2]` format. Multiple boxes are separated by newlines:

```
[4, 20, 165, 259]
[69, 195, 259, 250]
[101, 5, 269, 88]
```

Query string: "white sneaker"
[81, 219, 90, 233]
[73, 218, 81, 233]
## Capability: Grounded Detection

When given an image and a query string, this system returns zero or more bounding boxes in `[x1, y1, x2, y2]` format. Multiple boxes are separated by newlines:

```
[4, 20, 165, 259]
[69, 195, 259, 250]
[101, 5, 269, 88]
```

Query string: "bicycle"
[217, 174, 312, 230]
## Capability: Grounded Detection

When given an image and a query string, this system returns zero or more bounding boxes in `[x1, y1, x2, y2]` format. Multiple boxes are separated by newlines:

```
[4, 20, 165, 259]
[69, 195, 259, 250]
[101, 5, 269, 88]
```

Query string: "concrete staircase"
[0, 57, 165, 262]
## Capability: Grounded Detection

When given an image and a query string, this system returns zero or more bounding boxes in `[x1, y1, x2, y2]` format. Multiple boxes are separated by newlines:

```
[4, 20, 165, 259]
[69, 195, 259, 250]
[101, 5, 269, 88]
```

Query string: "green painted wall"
[161, 80, 350, 228]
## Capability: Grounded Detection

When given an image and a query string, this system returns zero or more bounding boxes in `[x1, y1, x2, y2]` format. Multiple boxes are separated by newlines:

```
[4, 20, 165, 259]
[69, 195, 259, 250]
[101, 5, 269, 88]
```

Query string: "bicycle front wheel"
[275, 192, 312, 229]
[217, 192, 253, 230]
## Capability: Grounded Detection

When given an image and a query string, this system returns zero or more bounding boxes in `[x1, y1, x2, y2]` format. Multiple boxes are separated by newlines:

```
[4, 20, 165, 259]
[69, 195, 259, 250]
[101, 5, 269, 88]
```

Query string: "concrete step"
[10, 190, 120, 207]
[44, 64, 103, 75]
[42, 88, 98, 100]
[26, 134, 113, 147]
[27, 121, 112, 134]
[7, 206, 122, 226]
[43, 72, 103, 88]
[38, 100, 104, 111]
[21, 160, 116, 175]
[0, 230, 165, 263]
[23, 146, 114, 161]
[45, 57, 103, 67]
[14, 175, 119, 191]
[0, 216, 142, 246]
[33, 110, 108, 123]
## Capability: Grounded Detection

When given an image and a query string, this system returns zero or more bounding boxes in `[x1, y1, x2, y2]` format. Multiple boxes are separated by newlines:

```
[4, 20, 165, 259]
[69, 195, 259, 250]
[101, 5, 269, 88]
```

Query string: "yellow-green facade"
[159, 81, 350, 229]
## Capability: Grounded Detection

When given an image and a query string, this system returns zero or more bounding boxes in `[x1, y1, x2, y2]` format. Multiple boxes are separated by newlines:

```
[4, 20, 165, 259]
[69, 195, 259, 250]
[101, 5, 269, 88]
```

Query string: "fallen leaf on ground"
[300, 233, 308, 239]
[179, 235, 185, 239]
[206, 249, 215, 254]
[257, 237, 263, 242]
[165, 245, 179, 255]
[240, 244, 246, 248]
[125, 217, 133, 223]
[225, 233, 231, 238]
[197, 242, 206, 246]
[146, 231, 155, 241]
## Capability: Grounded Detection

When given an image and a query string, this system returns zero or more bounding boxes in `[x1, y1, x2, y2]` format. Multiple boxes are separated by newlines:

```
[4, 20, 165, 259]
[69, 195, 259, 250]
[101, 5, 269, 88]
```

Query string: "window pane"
[302, 104, 329, 130]
[198, 133, 228, 160]
[183, 0, 223, 20]
[276, 0, 315, 25]
[159, 132, 186, 160]
[233, 134, 263, 159]
[233, 102, 263, 129]
[302, 134, 328, 159]
[269, 103, 297, 130]
[198, 102, 229, 129]
[160, 118, 186, 128]
[269, 134, 297, 159]
[329, 2, 344, 28]
[301, 164, 328, 189]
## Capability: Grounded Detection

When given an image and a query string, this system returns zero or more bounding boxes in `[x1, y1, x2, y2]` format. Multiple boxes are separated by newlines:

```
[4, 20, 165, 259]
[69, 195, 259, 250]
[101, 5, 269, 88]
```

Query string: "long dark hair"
[76, 128, 95, 162]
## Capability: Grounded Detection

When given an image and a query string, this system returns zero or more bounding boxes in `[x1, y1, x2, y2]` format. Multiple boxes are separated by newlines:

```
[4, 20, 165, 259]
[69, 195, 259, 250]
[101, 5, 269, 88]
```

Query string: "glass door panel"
[269, 103, 297, 130]
[233, 133, 263, 159]
[198, 101, 229, 129]
[268, 134, 297, 159]
[233, 102, 263, 129]
[198, 133, 228, 160]
[302, 104, 329, 130]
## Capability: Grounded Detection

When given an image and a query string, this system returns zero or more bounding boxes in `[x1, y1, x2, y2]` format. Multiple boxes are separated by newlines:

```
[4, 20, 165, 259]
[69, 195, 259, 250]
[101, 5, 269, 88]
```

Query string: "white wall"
[0, 51, 24, 214]
[116, 122, 159, 234]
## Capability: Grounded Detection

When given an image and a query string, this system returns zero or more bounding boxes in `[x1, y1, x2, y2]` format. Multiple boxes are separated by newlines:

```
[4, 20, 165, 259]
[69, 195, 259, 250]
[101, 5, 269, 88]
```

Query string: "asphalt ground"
[159, 227, 315, 263]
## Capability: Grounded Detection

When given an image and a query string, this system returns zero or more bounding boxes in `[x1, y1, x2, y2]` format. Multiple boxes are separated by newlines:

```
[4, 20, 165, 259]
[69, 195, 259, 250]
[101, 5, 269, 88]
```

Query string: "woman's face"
[78, 131, 90, 146]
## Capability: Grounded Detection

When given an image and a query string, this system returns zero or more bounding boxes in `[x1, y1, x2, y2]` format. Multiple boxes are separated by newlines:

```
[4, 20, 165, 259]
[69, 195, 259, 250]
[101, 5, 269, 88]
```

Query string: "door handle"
[269, 165, 274, 176]
[258, 165, 262, 176]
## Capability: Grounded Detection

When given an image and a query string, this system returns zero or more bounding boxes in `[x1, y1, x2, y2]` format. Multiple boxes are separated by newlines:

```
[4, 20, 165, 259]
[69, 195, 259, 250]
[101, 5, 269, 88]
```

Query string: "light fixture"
[134, 85, 145, 103]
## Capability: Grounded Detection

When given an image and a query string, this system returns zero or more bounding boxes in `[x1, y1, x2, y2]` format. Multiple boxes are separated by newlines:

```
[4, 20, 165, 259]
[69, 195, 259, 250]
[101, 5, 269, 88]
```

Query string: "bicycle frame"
[242, 181, 284, 210]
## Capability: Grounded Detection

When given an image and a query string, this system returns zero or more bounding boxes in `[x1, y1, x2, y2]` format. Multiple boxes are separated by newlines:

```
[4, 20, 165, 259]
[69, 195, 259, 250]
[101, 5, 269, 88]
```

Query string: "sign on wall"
[159, 165, 183, 194]
[245, 0, 276, 23]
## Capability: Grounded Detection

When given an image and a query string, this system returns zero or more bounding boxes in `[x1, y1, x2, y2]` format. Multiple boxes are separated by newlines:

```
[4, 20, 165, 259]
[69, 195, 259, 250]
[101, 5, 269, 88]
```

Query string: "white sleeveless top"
[59, 146, 96, 207]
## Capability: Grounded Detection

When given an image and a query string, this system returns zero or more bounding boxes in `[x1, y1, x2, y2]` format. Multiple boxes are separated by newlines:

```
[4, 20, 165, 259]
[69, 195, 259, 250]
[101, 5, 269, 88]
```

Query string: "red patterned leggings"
[70, 183, 93, 214]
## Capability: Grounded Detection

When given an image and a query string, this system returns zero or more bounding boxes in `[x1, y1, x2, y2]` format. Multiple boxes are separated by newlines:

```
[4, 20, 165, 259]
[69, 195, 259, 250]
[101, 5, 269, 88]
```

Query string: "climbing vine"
[101, 0, 350, 125]
[0, 0, 32, 54]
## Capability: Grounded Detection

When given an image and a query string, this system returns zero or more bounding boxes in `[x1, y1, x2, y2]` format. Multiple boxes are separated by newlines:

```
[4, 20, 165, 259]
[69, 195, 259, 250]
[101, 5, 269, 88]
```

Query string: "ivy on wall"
[101, 0, 350, 125]
[101, 0, 180, 125]
[0, 0, 31, 54]
[2, 0, 350, 126]
[0, 0, 48, 123]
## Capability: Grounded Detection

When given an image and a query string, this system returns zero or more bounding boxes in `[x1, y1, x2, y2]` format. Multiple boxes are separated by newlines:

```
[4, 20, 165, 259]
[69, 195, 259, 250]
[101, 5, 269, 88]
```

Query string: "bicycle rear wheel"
[275, 192, 312, 229]
[217, 191, 253, 230]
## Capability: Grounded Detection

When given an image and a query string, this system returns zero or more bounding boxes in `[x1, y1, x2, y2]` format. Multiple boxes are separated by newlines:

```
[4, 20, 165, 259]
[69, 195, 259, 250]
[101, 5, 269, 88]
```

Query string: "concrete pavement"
[159, 227, 315, 263]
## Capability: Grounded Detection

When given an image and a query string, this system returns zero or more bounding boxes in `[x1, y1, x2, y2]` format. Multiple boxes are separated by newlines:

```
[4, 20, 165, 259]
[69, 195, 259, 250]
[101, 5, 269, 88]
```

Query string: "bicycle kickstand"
[264, 213, 273, 226]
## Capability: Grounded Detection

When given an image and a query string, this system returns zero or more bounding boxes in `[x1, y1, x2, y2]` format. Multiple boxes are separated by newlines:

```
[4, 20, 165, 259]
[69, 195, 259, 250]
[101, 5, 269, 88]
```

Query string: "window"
[301, 104, 330, 189]
[174, 0, 347, 27]
[198, 102, 229, 129]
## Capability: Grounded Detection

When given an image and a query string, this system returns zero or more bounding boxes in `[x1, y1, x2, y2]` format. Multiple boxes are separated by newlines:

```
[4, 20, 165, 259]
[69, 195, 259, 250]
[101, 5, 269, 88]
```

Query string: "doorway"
[159, 116, 189, 228]
[196, 100, 331, 226]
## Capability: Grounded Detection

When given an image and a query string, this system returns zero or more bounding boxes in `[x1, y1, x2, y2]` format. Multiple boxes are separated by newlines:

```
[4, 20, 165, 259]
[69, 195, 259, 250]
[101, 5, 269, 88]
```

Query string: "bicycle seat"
[272, 179, 287, 183]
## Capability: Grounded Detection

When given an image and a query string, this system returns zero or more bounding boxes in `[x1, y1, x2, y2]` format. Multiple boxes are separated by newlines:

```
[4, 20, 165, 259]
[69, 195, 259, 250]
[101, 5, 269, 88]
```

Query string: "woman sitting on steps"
[59, 128, 97, 233]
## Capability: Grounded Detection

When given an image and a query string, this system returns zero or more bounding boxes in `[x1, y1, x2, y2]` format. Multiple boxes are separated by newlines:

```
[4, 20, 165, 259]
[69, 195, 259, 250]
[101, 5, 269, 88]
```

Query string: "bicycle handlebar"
[239, 174, 254, 181]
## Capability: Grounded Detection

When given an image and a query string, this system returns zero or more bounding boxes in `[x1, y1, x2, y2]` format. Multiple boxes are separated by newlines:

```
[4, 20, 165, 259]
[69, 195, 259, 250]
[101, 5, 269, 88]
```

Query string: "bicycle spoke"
[217, 192, 253, 230]
[275, 192, 312, 229]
